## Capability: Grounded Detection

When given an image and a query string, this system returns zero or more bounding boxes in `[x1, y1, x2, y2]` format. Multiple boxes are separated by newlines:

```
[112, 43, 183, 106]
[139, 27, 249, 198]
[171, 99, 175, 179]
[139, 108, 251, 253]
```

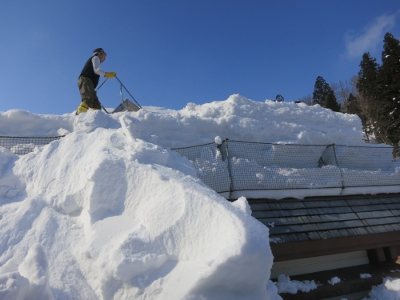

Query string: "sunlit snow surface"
[0, 95, 398, 299]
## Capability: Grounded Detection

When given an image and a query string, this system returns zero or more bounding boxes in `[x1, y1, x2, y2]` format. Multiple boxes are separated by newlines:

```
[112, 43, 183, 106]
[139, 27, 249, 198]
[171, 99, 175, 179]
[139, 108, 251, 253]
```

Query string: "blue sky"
[1, 0, 399, 115]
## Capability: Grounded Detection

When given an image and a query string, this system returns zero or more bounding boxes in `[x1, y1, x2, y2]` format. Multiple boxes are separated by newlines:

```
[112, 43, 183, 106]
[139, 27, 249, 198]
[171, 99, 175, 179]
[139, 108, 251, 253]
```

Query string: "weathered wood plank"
[271, 231, 400, 261]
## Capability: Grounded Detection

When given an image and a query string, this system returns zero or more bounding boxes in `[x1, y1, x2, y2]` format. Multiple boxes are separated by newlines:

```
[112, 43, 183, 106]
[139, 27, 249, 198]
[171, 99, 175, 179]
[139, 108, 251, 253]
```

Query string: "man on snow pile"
[76, 48, 116, 115]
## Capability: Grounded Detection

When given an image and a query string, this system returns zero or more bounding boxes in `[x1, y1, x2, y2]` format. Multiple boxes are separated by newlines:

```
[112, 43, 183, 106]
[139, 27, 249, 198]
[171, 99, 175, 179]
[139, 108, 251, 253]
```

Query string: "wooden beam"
[271, 231, 400, 262]
[384, 246, 398, 262]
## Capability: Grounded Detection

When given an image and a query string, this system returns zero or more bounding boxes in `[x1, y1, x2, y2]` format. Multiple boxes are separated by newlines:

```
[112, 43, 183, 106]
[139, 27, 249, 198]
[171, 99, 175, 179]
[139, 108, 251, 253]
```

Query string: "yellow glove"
[104, 72, 116, 78]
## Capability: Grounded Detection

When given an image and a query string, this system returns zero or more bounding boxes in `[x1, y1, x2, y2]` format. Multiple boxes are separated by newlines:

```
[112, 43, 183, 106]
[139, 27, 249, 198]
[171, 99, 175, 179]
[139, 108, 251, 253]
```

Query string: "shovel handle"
[115, 77, 142, 108]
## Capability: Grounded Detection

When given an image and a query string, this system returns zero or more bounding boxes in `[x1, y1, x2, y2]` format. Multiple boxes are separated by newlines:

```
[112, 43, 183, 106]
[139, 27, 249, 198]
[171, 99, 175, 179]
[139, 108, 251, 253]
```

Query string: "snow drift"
[0, 126, 276, 299]
[1, 94, 365, 146]
[0, 95, 290, 299]
[0, 94, 395, 299]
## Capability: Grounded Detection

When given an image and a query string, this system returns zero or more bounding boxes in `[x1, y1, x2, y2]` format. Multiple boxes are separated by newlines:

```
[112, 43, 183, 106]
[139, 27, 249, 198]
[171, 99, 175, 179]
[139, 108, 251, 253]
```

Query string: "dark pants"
[78, 76, 101, 109]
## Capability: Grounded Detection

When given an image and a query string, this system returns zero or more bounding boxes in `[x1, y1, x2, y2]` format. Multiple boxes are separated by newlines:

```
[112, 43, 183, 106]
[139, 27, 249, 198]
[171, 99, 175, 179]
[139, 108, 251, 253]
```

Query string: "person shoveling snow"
[75, 47, 141, 116]
[76, 48, 117, 115]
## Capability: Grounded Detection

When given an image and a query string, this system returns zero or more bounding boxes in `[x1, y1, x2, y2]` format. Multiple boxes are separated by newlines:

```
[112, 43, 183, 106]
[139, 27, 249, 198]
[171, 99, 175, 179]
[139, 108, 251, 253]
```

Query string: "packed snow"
[275, 274, 317, 294]
[0, 94, 366, 144]
[0, 94, 399, 299]
[328, 276, 341, 285]
[363, 277, 400, 300]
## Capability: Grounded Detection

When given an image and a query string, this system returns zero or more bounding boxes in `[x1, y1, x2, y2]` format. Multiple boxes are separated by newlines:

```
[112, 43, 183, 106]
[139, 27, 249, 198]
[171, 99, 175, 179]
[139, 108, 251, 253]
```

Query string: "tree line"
[298, 32, 400, 148]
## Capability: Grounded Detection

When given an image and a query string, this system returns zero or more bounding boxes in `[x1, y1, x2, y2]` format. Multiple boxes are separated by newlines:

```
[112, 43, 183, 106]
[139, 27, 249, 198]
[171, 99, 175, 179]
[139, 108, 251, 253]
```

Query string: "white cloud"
[345, 12, 399, 59]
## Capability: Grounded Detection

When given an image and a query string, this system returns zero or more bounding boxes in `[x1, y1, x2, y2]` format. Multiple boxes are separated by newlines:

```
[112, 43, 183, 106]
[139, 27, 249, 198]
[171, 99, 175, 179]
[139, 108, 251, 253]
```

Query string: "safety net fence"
[1, 136, 399, 198]
[0, 136, 65, 155]
[172, 140, 400, 198]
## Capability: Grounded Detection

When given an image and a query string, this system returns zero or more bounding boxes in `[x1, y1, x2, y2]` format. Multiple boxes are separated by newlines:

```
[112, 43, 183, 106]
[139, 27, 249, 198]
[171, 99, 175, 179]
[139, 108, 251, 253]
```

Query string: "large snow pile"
[0, 94, 397, 299]
[0, 94, 364, 146]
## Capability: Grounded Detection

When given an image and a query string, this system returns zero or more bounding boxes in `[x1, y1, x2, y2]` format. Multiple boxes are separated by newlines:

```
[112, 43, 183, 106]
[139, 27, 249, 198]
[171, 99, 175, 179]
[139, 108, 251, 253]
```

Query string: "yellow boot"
[76, 102, 89, 115]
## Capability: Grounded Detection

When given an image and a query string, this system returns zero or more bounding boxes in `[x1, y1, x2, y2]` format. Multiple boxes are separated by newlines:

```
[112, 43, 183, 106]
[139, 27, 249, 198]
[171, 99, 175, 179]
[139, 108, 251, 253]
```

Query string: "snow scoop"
[97, 77, 142, 114]
[113, 98, 141, 113]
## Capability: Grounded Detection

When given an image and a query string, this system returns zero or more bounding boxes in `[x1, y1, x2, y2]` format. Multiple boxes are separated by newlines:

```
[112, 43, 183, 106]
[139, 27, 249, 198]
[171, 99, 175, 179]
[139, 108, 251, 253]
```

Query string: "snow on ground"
[363, 277, 400, 300]
[275, 274, 317, 294]
[0, 94, 399, 299]
[327, 276, 341, 285]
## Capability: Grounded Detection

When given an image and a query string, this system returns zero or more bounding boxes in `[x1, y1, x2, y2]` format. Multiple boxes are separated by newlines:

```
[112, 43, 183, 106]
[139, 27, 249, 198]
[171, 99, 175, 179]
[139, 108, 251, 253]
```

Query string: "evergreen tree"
[377, 33, 400, 145]
[312, 76, 328, 106]
[344, 93, 369, 130]
[345, 93, 361, 115]
[312, 76, 340, 111]
[325, 89, 341, 112]
[357, 53, 379, 98]
[356, 53, 380, 142]
[355, 33, 400, 145]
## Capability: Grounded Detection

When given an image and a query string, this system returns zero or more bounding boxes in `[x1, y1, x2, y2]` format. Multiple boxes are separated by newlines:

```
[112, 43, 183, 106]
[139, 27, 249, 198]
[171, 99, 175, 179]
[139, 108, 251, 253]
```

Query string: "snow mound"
[0, 94, 386, 299]
[0, 120, 278, 299]
[0, 95, 364, 147]
[275, 274, 317, 294]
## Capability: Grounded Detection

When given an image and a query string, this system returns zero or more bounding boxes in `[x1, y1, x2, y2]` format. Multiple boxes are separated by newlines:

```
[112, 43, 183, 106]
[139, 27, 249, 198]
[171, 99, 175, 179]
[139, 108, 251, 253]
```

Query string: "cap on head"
[93, 48, 106, 55]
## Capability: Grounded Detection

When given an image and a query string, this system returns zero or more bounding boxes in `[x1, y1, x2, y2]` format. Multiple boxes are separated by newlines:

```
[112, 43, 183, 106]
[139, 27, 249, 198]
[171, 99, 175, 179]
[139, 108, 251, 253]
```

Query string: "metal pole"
[95, 78, 108, 92]
[115, 76, 142, 108]
[96, 79, 109, 113]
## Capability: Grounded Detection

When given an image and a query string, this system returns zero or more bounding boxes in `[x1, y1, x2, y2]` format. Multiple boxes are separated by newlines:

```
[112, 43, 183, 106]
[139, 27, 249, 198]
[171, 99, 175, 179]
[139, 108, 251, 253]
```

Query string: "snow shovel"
[111, 77, 142, 113]
[113, 98, 141, 113]
[99, 77, 142, 114]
